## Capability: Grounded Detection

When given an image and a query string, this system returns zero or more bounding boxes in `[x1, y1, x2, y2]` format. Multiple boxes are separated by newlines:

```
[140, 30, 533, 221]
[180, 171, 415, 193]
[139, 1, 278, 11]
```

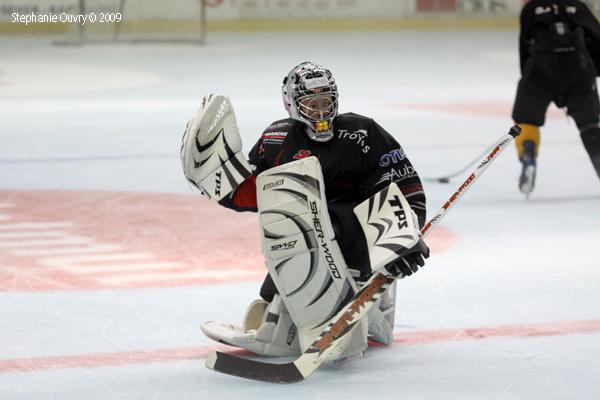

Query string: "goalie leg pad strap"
[252, 295, 301, 356]
[242, 299, 268, 331]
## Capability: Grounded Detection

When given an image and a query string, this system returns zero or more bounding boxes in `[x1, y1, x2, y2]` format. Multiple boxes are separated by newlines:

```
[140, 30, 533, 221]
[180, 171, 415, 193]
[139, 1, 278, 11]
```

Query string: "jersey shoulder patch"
[260, 118, 296, 145]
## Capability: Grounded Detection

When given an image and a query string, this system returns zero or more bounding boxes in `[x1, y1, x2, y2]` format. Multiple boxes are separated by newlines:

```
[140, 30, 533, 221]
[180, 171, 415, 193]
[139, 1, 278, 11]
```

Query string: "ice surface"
[0, 30, 599, 399]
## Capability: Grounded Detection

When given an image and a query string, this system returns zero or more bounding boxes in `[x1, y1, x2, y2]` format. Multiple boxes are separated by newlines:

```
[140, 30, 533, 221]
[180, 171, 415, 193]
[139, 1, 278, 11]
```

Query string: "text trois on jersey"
[336, 129, 371, 153]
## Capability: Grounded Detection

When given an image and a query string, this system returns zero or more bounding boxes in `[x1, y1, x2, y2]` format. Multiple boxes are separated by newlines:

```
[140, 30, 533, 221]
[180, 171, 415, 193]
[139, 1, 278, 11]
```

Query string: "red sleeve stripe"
[400, 184, 424, 196]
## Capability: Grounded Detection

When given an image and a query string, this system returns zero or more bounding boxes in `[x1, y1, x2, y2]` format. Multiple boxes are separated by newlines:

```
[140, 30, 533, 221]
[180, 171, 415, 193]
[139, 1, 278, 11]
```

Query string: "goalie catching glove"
[180, 94, 252, 201]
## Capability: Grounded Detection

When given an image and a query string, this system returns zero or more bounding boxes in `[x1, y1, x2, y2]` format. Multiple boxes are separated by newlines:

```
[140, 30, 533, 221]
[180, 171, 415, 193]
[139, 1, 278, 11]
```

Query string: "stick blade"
[206, 351, 306, 384]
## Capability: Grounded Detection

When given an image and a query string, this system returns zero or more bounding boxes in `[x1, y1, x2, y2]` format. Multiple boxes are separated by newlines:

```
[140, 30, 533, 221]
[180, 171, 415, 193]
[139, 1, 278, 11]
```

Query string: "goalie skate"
[201, 297, 301, 356]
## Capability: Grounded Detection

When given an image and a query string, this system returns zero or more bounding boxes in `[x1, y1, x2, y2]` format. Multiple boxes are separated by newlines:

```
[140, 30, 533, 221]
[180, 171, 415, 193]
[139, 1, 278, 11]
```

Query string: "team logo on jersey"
[379, 148, 407, 167]
[337, 129, 370, 153]
[266, 121, 291, 130]
[375, 164, 416, 185]
[293, 149, 312, 159]
[261, 131, 288, 145]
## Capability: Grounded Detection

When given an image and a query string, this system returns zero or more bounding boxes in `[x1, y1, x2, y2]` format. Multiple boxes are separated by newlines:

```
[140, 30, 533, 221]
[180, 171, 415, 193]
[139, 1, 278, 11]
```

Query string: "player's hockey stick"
[206, 125, 521, 383]
[423, 141, 497, 184]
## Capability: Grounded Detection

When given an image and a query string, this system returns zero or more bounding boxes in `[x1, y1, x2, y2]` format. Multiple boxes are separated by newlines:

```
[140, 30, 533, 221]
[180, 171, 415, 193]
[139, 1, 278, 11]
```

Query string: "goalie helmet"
[282, 62, 339, 142]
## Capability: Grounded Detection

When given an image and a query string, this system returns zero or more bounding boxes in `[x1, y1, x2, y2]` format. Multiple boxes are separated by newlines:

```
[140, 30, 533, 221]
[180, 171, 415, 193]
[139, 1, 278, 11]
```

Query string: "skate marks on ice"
[0, 189, 455, 292]
[1, 319, 599, 374]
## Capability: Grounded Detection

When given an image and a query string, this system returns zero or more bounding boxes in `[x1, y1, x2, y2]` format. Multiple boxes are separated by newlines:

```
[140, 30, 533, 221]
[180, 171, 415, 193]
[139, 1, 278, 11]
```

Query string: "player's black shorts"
[512, 51, 600, 128]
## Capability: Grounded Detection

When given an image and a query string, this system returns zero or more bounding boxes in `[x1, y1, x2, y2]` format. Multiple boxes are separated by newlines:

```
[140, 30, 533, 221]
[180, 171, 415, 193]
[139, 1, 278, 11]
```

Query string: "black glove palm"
[385, 239, 430, 277]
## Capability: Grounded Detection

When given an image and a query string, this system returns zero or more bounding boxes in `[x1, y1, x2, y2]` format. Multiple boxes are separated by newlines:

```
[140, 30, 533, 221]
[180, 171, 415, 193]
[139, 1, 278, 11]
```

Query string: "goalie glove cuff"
[189, 151, 252, 201]
[383, 238, 430, 277]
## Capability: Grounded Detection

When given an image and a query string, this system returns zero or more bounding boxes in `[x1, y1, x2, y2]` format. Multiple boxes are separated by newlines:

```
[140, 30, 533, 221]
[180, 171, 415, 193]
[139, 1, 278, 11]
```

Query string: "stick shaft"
[420, 126, 520, 238]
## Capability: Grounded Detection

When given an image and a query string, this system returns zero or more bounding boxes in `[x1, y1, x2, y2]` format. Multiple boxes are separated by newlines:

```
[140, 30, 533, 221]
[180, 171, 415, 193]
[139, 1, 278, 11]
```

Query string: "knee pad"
[514, 123, 540, 160]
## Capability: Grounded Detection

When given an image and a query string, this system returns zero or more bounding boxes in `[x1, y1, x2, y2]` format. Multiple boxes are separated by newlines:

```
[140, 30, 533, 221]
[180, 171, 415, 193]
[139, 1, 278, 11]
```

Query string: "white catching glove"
[180, 94, 252, 201]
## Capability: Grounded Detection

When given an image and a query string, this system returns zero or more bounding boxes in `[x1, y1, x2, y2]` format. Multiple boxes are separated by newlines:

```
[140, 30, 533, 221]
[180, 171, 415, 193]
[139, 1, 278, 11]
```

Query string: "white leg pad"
[257, 157, 363, 358]
[366, 280, 397, 345]
[201, 295, 301, 356]
[252, 295, 301, 356]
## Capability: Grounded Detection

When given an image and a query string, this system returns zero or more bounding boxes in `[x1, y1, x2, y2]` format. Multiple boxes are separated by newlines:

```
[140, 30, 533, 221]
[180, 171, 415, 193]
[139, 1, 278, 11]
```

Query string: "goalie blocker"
[201, 157, 424, 359]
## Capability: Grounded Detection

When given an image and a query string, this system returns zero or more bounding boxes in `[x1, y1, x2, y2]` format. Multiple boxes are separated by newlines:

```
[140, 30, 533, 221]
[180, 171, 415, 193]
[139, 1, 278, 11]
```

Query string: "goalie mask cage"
[55, 0, 206, 45]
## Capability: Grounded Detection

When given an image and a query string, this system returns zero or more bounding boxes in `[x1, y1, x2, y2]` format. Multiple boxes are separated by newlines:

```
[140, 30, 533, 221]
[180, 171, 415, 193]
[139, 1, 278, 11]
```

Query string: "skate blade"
[519, 165, 536, 197]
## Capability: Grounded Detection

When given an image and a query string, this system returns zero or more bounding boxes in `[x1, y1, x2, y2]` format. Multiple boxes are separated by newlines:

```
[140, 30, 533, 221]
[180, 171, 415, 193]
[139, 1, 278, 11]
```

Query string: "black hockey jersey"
[519, 0, 600, 73]
[220, 113, 427, 228]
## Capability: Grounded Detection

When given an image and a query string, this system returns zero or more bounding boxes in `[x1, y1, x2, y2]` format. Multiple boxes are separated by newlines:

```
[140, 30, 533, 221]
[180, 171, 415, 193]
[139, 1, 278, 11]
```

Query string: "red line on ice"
[2, 319, 599, 374]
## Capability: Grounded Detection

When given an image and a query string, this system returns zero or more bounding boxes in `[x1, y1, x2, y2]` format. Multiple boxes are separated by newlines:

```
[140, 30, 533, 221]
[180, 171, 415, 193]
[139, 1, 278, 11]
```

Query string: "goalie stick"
[206, 125, 521, 383]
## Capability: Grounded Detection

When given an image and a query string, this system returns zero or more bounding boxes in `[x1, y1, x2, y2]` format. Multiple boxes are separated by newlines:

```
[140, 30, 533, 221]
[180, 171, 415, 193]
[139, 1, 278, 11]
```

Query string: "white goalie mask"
[282, 62, 339, 142]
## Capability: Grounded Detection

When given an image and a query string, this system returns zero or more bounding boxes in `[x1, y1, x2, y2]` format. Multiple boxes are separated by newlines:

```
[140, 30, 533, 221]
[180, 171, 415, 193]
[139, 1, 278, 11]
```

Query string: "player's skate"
[518, 140, 536, 199]
[580, 125, 600, 180]
[593, 154, 600, 180]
